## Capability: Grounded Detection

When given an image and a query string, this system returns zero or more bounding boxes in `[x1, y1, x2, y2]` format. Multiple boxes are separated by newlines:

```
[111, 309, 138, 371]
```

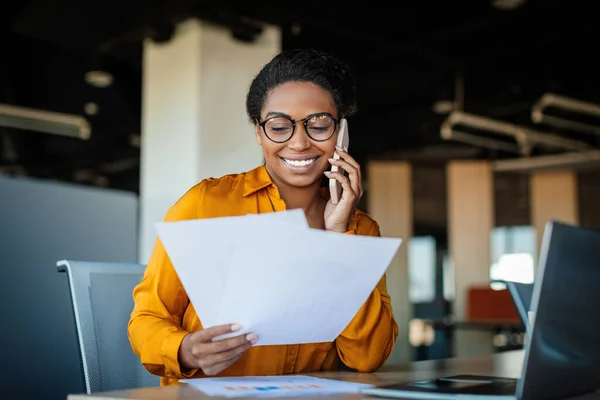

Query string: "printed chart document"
[155, 209, 402, 345]
[180, 375, 374, 397]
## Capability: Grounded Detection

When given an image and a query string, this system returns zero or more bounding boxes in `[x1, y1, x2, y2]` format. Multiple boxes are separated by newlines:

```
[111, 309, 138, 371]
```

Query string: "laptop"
[361, 220, 600, 400]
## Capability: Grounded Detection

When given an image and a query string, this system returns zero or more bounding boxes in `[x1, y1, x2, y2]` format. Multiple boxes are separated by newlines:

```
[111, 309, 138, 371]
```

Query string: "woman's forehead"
[262, 82, 335, 116]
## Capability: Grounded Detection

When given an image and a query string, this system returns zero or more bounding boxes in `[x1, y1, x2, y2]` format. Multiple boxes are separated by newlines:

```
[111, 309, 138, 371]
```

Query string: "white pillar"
[447, 161, 495, 356]
[367, 161, 413, 364]
[530, 170, 579, 273]
[139, 19, 281, 263]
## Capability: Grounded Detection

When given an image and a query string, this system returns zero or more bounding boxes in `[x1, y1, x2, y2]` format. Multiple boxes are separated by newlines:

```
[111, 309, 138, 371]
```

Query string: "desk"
[425, 319, 526, 356]
[67, 350, 525, 399]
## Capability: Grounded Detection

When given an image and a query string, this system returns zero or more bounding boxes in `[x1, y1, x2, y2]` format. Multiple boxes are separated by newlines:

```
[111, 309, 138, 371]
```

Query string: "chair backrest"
[57, 260, 160, 393]
[492, 279, 534, 330]
[505, 280, 534, 330]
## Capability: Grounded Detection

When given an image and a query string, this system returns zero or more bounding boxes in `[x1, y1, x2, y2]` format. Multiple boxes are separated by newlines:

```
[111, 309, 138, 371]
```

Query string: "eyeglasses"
[258, 113, 340, 143]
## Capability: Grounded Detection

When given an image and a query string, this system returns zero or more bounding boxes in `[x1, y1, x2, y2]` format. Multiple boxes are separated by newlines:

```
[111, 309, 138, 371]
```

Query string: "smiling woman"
[254, 82, 345, 228]
[127, 48, 399, 386]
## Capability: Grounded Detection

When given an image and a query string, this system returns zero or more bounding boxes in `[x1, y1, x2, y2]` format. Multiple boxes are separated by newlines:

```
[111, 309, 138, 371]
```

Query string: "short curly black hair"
[246, 48, 357, 124]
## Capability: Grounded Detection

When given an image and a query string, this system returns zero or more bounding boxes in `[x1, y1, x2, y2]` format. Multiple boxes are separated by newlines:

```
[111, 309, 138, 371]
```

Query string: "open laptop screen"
[516, 221, 600, 400]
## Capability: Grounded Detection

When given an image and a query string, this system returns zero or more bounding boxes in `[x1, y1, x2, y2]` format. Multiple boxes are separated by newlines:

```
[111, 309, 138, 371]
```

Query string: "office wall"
[0, 175, 138, 400]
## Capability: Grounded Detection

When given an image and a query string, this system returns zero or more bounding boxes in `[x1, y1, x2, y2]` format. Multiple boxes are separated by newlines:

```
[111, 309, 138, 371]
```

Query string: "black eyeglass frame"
[257, 112, 341, 143]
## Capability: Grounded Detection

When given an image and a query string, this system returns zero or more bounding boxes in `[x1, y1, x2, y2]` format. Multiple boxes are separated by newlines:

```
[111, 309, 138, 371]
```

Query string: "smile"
[282, 157, 318, 167]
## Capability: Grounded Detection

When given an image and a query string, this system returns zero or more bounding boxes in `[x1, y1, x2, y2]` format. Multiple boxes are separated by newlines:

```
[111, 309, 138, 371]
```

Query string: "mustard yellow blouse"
[128, 165, 398, 386]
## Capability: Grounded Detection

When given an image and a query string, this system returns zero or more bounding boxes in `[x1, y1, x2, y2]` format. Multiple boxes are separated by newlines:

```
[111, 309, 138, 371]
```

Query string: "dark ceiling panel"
[1, 0, 599, 199]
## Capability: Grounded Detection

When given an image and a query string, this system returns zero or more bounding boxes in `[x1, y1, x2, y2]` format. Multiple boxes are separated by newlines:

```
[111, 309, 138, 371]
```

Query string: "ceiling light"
[85, 70, 113, 88]
[432, 100, 456, 115]
[493, 150, 600, 172]
[84, 102, 99, 116]
[0, 103, 91, 140]
[531, 92, 600, 136]
[492, 0, 525, 10]
[440, 110, 592, 156]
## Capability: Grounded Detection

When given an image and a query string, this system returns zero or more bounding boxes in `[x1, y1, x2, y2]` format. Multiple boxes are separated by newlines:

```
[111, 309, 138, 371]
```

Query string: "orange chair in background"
[466, 286, 521, 323]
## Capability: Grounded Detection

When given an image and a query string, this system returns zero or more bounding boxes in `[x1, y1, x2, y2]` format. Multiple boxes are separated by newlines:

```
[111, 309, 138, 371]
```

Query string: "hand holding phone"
[324, 118, 363, 232]
[329, 118, 349, 204]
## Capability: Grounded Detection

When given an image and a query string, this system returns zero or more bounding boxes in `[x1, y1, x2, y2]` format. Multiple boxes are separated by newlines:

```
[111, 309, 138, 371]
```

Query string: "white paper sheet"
[155, 209, 309, 327]
[213, 223, 402, 344]
[155, 209, 402, 345]
[180, 375, 373, 397]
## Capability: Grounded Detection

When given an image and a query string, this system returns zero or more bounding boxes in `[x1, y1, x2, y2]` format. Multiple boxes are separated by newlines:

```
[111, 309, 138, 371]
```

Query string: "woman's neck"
[273, 178, 326, 229]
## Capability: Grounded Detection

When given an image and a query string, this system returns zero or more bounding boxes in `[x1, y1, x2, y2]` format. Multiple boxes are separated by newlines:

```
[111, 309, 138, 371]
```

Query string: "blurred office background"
[1, 0, 600, 399]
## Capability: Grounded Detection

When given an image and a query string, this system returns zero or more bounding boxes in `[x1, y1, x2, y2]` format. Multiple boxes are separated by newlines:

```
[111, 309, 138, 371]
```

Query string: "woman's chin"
[281, 173, 324, 189]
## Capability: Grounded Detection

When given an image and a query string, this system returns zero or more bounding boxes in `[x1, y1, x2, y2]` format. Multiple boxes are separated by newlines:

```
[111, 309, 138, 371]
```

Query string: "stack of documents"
[155, 209, 402, 345]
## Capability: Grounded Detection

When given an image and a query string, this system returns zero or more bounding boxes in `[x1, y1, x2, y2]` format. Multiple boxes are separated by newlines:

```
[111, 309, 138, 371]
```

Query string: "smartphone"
[329, 118, 349, 204]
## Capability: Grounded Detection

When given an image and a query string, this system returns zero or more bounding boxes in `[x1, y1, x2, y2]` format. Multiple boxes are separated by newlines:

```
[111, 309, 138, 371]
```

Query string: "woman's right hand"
[178, 323, 257, 376]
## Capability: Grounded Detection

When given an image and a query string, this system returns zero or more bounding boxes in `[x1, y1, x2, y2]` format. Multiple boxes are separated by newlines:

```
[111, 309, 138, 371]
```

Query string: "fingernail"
[324, 171, 331, 175]
[231, 324, 242, 332]
[336, 145, 344, 151]
[246, 333, 257, 342]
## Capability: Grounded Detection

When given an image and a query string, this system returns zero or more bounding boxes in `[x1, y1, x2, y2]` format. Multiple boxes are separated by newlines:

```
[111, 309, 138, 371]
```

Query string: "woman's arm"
[334, 220, 399, 372]
[127, 185, 201, 379]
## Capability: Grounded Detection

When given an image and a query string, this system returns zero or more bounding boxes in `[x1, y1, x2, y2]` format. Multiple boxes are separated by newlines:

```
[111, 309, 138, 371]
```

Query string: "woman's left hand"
[324, 146, 363, 233]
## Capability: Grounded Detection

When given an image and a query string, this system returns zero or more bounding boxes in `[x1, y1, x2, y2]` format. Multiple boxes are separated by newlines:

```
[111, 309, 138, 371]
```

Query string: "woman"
[128, 48, 398, 385]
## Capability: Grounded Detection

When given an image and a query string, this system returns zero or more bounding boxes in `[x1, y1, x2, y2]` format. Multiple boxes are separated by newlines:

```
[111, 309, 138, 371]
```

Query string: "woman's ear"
[255, 125, 262, 145]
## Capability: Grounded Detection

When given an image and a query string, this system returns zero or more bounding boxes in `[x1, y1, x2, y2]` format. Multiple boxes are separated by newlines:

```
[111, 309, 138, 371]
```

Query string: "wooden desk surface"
[68, 350, 525, 400]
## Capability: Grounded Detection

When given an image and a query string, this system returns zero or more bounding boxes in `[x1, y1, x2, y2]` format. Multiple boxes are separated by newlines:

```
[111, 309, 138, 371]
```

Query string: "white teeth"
[283, 157, 317, 167]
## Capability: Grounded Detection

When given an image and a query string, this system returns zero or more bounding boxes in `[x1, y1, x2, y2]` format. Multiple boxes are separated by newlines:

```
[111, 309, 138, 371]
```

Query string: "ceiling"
[1, 0, 599, 201]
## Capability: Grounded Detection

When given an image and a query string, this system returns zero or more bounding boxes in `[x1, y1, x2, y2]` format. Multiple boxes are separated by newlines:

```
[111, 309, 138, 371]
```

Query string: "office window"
[442, 253, 455, 301]
[490, 226, 536, 289]
[408, 236, 436, 303]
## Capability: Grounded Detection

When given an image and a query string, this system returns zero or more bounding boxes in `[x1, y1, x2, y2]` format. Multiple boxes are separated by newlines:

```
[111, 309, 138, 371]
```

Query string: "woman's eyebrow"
[263, 111, 335, 120]
[264, 111, 291, 119]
